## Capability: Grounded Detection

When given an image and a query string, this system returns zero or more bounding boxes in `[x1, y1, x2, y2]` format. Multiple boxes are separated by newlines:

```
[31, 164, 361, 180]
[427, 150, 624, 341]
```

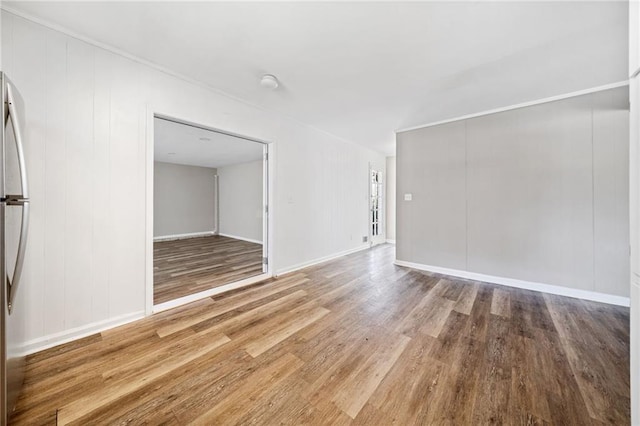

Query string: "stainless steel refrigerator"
[0, 72, 29, 423]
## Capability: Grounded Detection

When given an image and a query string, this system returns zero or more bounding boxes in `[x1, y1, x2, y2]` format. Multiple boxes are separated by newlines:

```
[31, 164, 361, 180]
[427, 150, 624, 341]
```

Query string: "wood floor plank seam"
[56, 332, 232, 424]
[156, 277, 310, 338]
[10, 244, 630, 425]
[154, 235, 264, 303]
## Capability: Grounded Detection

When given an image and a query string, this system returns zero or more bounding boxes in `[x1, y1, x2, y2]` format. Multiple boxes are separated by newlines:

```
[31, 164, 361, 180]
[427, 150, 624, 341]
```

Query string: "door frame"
[144, 107, 274, 315]
[368, 164, 385, 247]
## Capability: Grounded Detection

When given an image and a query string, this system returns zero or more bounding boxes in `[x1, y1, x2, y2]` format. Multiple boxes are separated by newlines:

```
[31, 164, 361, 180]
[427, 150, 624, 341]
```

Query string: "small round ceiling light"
[260, 74, 279, 90]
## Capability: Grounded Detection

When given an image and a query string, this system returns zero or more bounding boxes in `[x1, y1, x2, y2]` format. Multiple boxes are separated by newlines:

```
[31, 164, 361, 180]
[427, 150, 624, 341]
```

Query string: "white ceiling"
[5, 1, 629, 156]
[154, 117, 263, 168]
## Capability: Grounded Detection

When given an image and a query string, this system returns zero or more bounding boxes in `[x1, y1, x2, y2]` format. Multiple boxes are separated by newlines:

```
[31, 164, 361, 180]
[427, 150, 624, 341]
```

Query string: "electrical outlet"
[362, 236, 368, 243]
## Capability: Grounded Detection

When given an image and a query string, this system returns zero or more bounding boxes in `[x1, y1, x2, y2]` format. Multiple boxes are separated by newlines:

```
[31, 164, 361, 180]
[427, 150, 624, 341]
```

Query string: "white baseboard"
[276, 244, 370, 277]
[20, 311, 146, 356]
[394, 260, 630, 307]
[154, 231, 215, 242]
[386, 239, 396, 244]
[153, 273, 271, 313]
[218, 233, 263, 245]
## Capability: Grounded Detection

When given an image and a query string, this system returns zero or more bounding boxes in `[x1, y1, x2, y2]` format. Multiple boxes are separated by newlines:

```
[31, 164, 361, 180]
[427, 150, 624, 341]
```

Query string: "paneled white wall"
[1, 11, 384, 350]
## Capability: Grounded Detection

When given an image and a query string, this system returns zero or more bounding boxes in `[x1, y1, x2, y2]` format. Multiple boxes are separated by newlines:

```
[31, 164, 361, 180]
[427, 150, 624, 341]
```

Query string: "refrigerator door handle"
[7, 201, 28, 314]
[5, 81, 30, 313]
[6, 82, 28, 199]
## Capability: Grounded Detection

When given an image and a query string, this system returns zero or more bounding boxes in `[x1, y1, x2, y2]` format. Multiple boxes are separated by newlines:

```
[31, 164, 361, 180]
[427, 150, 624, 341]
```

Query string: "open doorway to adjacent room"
[369, 168, 385, 247]
[151, 116, 269, 306]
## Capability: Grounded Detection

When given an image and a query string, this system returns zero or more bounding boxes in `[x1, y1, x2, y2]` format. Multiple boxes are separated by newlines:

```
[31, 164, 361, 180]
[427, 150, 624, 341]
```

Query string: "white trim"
[19, 311, 145, 356]
[386, 239, 396, 244]
[265, 144, 275, 278]
[276, 244, 370, 277]
[145, 108, 155, 316]
[218, 233, 263, 245]
[153, 273, 271, 313]
[395, 81, 630, 134]
[153, 231, 215, 242]
[145, 107, 274, 313]
[155, 114, 270, 145]
[394, 260, 630, 307]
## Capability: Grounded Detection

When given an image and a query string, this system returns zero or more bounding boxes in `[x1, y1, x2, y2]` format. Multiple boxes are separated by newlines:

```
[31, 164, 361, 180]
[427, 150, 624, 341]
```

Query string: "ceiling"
[154, 117, 263, 168]
[5, 1, 629, 156]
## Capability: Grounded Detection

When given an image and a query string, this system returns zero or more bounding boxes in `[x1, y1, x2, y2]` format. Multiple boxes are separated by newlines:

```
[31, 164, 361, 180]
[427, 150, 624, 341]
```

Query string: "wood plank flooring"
[154, 235, 263, 304]
[14, 244, 629, 425]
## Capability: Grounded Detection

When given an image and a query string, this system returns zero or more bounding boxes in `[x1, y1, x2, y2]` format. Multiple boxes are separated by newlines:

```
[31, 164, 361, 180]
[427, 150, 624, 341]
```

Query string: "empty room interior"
[0, 1, 639, 425]
[153, 117, 268, 306]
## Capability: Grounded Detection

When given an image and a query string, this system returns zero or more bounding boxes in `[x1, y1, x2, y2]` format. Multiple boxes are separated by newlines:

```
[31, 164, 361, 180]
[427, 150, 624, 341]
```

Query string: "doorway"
[148, 115, 271, 310]
[370, 168, 385, 246]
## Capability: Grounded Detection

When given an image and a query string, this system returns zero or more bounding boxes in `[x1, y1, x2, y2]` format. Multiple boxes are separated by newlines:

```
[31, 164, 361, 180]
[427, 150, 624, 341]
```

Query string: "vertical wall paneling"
[396, 121, 467, 269]
[91, 48, 112, 323]
[592, 88, 630, 297]
[10, 18, 47, 340]
[466, 98, 594, 290]
[107, 53, 144, 318]
[396, 87, 630, 298]
[42, 26, 67, 336]
[65, 38, 94, 328]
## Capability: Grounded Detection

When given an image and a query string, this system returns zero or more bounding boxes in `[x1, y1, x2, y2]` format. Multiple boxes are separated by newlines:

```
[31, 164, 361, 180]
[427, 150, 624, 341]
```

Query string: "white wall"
[218, 160, 263, 243]
[385, 156, 396, 242]
[1, 11, 384, 350]
[153, 161, 216, 238]
[397, 87, 629, 301]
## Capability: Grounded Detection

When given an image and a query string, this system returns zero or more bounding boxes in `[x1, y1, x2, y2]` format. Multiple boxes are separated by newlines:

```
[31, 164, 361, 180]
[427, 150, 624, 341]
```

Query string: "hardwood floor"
[14, 244, 629, 425]
[154, 235, 263, 304]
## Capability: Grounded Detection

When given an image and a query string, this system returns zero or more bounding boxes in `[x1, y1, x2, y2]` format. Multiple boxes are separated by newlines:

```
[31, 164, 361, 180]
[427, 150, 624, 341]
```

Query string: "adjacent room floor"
[15, 244, 629, 424]
[154, 235, 263, 304]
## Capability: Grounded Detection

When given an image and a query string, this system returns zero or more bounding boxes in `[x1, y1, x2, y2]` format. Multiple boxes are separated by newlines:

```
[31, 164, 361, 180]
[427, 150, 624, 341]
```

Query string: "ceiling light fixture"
[199, 137, 211, 141]
[168, 152, 176, 155]
[260, 74, 279, 90]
